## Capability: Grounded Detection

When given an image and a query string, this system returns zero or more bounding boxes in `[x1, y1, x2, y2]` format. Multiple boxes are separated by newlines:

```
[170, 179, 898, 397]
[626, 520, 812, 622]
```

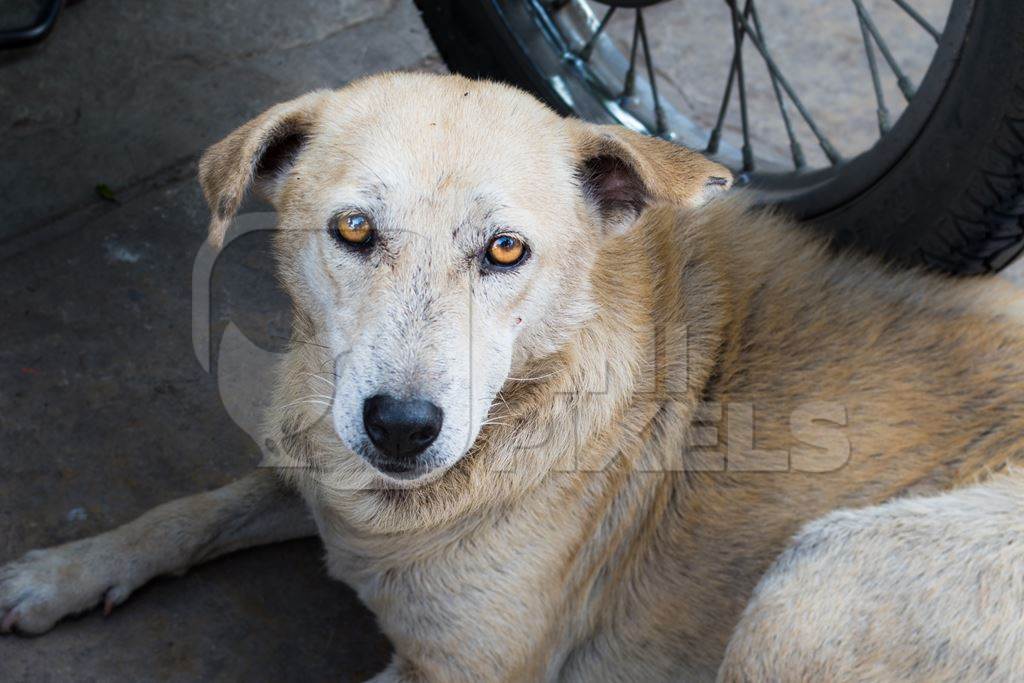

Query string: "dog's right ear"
[569, 121, 733, 236]
[198, 90, 330, 248]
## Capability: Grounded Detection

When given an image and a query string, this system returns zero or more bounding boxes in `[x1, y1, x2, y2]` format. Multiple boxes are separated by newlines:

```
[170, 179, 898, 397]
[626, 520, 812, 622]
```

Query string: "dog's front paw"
[0, 538, 133, 635]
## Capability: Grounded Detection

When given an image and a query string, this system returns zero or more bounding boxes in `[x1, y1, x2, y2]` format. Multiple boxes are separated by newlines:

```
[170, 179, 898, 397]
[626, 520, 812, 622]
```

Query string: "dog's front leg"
[0, 468, 314, 635]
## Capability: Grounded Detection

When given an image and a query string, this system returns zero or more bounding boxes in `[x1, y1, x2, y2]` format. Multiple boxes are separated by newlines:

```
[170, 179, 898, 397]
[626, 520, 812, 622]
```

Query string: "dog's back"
[586, 198, 1024, 676]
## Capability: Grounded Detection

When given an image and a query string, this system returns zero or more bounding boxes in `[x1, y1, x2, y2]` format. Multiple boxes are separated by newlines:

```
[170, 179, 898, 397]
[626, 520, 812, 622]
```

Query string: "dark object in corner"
[0, 0, 64, 50]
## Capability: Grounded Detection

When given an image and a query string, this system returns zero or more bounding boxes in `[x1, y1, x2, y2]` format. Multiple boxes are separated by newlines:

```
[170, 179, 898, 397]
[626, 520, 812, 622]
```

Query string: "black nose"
[362, 394, 444, 461]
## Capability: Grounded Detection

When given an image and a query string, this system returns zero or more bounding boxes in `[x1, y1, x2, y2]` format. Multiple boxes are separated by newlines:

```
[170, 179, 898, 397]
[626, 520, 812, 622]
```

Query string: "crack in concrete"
[0, 1, 399, 141]
[161, 0, 398, 75]
[0, 154, 199, 263]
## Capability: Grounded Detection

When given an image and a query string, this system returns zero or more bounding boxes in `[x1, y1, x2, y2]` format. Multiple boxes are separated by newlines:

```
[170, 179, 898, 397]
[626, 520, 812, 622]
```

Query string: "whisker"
[273, 334, 332, 351]
[279, 395, 334, 410]
[505, 371, 557, 382]
[300, 371, 336, 390]
[337, 149, 388, 188]
[494, 392, 513, 415]
[280, 402, 332, 413]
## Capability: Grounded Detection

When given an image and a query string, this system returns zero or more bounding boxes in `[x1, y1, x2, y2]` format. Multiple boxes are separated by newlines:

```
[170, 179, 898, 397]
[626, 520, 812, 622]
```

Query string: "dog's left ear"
[570, 122, 733, 235]
[198, 90, 331, 248]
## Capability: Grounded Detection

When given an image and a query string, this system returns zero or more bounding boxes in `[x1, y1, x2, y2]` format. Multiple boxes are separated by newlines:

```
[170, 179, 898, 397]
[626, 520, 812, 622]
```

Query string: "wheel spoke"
[889, 0, 941, 42]
[733, 9, 843, 165]
[726, 0, 754, 171]
[578, 5, 616, 61]
[619, 9, 642, 100]
[851, 0, 916, 100]
[750, 1, 805, 169]
[704, 56, 736, 155]
[856, 6, 892, 134]
[705, 1, 751, 155]
[539, 0, 941, 176]
[636, 9, 667, 136]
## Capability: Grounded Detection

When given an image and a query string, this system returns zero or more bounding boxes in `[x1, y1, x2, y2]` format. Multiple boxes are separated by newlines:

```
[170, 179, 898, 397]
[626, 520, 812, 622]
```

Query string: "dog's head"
[199, 73, 729, 484]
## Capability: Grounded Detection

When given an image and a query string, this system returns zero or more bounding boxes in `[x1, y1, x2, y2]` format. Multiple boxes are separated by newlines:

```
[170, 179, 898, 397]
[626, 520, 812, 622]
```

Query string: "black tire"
[415, 0, 1024, 275]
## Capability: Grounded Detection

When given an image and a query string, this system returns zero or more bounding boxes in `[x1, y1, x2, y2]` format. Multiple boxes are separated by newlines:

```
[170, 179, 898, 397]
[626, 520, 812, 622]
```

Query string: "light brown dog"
[3, 73, 1024, 682]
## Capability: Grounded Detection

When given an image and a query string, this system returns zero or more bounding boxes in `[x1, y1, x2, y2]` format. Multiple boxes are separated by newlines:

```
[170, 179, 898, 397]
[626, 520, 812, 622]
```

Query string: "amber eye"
[332, 212, 374, 246]
[485, 233, 527, 268]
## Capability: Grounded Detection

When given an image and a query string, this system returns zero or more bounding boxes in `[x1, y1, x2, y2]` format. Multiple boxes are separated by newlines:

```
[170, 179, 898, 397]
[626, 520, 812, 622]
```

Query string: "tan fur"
[3, 73, 1024, 681]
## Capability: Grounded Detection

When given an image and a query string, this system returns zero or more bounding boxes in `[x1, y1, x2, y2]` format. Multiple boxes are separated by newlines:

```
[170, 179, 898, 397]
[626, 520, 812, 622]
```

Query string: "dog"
[3, 72, 1024, 681]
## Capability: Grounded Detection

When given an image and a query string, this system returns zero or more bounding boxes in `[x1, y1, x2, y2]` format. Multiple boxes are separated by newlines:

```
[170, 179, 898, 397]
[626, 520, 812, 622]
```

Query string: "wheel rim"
[484, 0, 974, 218]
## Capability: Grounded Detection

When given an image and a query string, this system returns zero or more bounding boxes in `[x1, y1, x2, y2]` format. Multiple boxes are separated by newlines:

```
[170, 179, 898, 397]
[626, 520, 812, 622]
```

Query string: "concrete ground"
[0, 1, 438, 681]
[1, 1, 1022, 682]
